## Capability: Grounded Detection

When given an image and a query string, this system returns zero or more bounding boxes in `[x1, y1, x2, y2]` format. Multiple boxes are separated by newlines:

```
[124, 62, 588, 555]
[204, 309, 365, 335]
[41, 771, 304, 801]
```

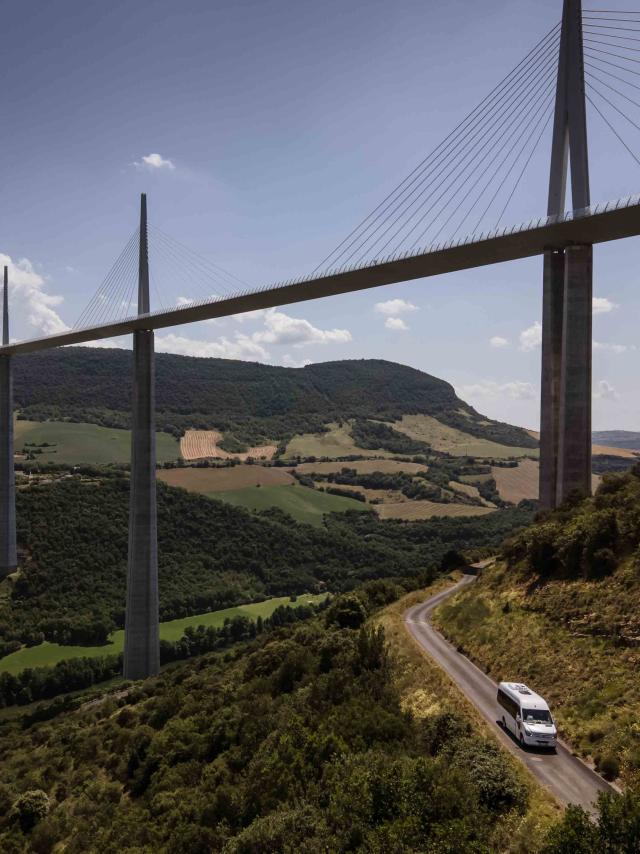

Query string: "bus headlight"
[524, 727, 532, 736]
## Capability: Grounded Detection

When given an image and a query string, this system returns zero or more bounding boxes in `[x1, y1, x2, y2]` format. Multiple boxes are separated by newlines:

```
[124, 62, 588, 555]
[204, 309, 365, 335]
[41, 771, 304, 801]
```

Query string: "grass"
[375, 500, 495, 521]
[15, 420, 179, 465]
[432, 560, 640, 783]
[392, 414, 539, 459]
[285, 422, 394, 459]
[296, 459, 429, 476]
[213, 482, 372, 526]
[376, 583, 560, 848]
[158, 465, 295, 493]
[0, 594, 327, 676]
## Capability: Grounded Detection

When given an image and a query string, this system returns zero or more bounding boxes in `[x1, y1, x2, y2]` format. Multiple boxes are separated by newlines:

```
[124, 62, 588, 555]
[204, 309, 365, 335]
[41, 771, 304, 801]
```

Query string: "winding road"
[405, 573, 614, 811]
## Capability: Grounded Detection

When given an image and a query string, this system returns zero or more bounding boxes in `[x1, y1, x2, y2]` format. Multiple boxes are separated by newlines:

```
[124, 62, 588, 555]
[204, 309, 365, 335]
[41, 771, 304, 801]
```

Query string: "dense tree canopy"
[13, 348, 538, 447]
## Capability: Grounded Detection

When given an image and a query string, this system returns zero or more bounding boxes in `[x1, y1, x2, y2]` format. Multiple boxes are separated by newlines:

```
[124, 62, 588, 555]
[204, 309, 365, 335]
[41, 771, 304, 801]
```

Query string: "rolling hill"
[13, 348, 538, 451]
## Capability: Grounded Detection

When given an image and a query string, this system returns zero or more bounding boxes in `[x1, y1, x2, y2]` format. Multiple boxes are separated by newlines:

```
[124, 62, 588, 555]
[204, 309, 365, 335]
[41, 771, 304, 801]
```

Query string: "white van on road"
[497, 682, 557, 749]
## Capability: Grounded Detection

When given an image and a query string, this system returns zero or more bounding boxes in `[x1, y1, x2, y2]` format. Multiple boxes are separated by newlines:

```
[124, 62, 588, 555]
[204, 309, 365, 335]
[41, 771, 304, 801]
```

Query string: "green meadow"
[15, 419, 179, 465]
[211, 482, 372, 526]
[0, 594, 327, 676]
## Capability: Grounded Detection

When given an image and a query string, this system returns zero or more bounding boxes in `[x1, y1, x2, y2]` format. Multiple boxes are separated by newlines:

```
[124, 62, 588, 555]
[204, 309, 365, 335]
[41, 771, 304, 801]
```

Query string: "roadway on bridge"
[404, 573, 613, 812]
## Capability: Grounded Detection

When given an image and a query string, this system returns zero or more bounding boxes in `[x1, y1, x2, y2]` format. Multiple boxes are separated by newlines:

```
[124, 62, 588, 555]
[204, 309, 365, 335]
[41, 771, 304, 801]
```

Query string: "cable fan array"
[583, 8, 640, 168]
[313, 23, 562, 275]
[73, 226, 253, 329]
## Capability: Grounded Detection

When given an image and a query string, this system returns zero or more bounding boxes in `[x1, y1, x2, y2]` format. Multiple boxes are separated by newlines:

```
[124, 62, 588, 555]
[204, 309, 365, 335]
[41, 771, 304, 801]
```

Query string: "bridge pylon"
[0, 266, 17, 578]
[539, 0, 592, 509]
[123, 194, 160, 680]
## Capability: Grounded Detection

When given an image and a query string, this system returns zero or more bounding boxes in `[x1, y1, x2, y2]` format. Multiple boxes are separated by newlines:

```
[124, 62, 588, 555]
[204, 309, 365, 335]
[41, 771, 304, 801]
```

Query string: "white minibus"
[497, 682, 557, 749]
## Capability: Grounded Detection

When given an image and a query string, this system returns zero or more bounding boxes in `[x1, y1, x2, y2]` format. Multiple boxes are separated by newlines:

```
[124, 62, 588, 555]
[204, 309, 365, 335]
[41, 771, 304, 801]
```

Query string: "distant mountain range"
[593, 431, 640, 451]
[12, 348, 538, 450]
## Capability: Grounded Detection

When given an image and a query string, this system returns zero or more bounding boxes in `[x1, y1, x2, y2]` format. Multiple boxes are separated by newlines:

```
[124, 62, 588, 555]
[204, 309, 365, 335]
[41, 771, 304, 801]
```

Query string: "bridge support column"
[124, 195, 159, 680]
[557, 244, 592, 504]
[539, 250, 565, 510]
[0, 267, 16, 578]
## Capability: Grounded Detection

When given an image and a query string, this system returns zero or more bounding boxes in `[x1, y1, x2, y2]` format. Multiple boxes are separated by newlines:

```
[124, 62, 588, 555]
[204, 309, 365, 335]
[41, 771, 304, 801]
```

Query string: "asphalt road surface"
[405, 573, 614, 812]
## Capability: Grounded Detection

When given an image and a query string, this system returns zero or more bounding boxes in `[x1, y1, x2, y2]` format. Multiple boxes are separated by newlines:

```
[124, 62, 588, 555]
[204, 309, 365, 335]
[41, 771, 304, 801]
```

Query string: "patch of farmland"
[14, 419, 179, 465]
[392, 414, 538, 459]
[214, 483, 372, 526]
[491, 459, 540, 503]
[180, 429, 275, 461]
[447, 480, 482, 499]
[295, 459, 429, 476]
[314, 482, 406, 504]
[285, 423, 394, 460]
[158, 465, 295, 494]
[375, 501, 496, 521]
[491, 459, 602, 503]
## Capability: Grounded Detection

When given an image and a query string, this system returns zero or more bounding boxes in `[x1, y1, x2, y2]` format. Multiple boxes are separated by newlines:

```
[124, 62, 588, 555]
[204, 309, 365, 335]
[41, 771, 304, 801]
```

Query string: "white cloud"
[155, 331, 269, 361]
[282, 354, 312, 368]
[594, 341, 633, 354]
[232, 309, 267, 323]
[519, 321, 542, 352]
[252, 309, 351, 348]
[385, 317, 409, 332]
[0, 254, 69, 337]
[458, 380, 536, 401]
[593, 297, 618, 315]
[133, 152, 175, 171]
[489, 336, 510, 349]
[374, 298, 418, 317]
[594, 379, 619, 400]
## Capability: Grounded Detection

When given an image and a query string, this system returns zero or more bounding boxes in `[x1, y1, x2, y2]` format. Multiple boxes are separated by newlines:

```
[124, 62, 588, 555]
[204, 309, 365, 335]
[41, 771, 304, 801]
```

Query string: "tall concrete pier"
[0, 267, 17, 578]
[124, 195, 160, 680]
[539, 0, 593, 508]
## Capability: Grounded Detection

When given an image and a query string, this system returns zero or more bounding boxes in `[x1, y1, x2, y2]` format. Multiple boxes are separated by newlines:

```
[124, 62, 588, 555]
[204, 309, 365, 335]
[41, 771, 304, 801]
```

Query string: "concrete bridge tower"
[539, 0, 592, 509]
[0, 266, 17, 578]
[123, 194, 160, 680]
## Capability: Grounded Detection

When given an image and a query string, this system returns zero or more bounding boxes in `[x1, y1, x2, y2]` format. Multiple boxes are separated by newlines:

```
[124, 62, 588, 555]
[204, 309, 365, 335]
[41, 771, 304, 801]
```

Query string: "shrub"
[11, 790, 50, 832]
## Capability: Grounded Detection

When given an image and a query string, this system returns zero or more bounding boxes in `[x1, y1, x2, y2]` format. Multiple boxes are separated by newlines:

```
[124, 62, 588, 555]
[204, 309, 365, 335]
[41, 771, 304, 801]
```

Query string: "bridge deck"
[4, 195, 640, 355]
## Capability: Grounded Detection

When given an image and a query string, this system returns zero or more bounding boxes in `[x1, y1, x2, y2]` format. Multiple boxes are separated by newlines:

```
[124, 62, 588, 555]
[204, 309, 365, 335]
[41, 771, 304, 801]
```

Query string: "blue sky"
[1, 0, 639, 430]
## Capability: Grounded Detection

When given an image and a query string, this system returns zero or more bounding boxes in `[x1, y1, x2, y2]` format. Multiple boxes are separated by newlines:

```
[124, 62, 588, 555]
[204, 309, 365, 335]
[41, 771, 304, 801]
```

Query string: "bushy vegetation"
[1, 475, 534, 650]
[13, 348, 537, 448]
[350, 419, 432, 455]
[504, 465, 640, 581]
[0, 603, 322, 708]
[434, 468, 640, 784]
[0, 585, 533, 852]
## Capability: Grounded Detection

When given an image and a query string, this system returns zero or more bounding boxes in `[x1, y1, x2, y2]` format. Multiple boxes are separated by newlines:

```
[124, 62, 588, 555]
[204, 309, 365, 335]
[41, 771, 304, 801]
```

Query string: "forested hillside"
[1, 474, 533, 648]
[434, 465, 640, 785]
[13, 348, 537, 448]
[0, 585, 535, 852]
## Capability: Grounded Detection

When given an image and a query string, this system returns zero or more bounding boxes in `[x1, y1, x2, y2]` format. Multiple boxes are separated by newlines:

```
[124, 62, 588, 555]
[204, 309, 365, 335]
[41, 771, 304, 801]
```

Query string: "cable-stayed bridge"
[2, 0, 640, 679]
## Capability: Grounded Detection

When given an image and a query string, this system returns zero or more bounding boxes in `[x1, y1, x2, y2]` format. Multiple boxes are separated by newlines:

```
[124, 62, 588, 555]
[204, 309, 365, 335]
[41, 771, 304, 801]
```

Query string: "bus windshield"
[522, 708, 552, 723]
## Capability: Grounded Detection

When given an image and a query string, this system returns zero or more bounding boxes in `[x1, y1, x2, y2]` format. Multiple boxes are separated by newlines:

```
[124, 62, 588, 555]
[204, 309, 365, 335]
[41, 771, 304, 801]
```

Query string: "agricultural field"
[295, 459, 429, 476]
[14, 420, 179, 465]
[491, 459, 601, 504]
[285, 422, 394, 459]
[447, 480, 482, 500]
[158, 465, 295, 493]
[0, 594, 327, 676]
[375, 501, 495, 521]
[180, 429, 275, 461]
[392, 414, 538, 459]
[216, 482, 371, 526]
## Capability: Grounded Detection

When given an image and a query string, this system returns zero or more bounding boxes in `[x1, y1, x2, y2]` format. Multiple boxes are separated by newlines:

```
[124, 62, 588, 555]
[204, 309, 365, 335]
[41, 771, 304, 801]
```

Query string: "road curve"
[405, 573, 614, 812]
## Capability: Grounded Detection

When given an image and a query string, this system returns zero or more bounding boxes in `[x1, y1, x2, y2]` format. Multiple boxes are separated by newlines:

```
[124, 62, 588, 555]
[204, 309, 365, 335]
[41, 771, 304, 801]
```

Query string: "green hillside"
[15, 419, 179, 464]
[1, 473, 533, 649]
[434, 465, 640, 784]
[213, 482, 371, 526]
[13, 348, 537, 450]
